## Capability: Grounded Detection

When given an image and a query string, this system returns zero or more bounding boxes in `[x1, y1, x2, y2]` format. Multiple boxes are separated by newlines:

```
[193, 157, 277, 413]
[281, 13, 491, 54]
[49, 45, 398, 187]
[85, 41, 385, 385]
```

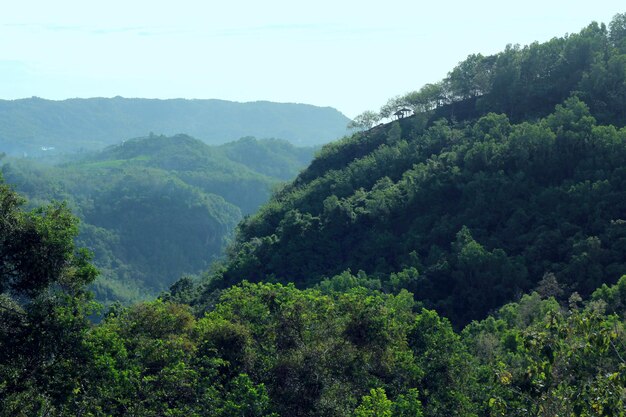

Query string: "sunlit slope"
[201, 16, 626, 325]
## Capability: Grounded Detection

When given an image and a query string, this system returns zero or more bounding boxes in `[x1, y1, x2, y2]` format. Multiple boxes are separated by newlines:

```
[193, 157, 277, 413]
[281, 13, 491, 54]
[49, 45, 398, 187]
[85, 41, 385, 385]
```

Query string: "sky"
[0, 1, 624, 118]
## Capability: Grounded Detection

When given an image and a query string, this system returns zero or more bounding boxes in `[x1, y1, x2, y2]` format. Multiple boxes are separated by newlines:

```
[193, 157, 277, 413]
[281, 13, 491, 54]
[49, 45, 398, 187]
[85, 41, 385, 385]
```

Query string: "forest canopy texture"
[1, 13, 626, 417]
[198, 14, 626, 327]
[1, 135, 316, 304]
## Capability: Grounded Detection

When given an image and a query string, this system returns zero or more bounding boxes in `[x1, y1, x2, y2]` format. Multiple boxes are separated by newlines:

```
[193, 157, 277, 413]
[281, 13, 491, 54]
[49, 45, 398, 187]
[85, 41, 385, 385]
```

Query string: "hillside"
[0, 97, 349, 155]
[2, 172, 625, 415]
[194, 15, 626, 327]
[351, 16, 626, 131]
[1, 135, 316, 302]
[1, 13, 626, 417]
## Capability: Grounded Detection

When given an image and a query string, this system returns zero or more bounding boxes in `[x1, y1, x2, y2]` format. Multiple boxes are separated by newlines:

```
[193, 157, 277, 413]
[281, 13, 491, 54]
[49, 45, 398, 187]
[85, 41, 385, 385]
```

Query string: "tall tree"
[0, 175, 98, 415]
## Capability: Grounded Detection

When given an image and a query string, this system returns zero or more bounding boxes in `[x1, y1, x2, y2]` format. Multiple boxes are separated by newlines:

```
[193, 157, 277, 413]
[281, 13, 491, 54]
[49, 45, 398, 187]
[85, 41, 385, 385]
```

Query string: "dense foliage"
[193, 13, 626, 326]
[353, 13, 626, 130]
[0, 97, 349, 155]
[1, 200, 624, 415]
[0, 176, 99, 415]
[1, 135, 315, 303]
[201, 96, 626, 326]
[1, 14, 625, 416]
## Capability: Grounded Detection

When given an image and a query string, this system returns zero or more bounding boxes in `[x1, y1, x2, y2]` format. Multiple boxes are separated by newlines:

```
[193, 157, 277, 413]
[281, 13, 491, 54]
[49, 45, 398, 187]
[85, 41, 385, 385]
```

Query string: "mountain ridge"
[0, 97, 349, 155]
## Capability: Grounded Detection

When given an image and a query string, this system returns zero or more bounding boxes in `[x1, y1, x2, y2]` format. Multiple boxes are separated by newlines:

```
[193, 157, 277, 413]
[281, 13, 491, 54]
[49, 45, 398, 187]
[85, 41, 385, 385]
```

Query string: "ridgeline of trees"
[350, 13, 626, 130]
[1, 13, 626, 417]
[1, 135, 316, 303]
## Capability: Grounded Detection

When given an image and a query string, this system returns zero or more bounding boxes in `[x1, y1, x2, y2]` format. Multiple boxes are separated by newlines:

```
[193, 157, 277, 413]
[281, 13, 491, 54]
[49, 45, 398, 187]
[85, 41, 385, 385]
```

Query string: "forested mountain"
[207, 98, 626, 326]
[351, 14, 626, 130]
[0, 97, 349, 155]
[194, 14, 626, 327]
[2, 177, 625, 415]
[1, 135, 316, 303]
[1, 13, 626, 417]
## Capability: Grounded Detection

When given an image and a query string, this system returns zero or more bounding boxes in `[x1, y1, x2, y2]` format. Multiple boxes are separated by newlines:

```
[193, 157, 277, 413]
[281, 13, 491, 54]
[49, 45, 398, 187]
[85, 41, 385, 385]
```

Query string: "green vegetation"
[1, 135, 316, 303]
[0, 97, 349, 155]
[1, 13, 626, 416]
[354, 12, 626, 129]
[1, 198, 623, 415]
[201, 97, 626, 326]
[202, 13, 626, 327]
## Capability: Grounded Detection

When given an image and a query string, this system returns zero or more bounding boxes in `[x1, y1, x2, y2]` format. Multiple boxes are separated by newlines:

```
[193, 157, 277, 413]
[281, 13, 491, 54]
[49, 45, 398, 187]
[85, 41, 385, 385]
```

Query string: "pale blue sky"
[1, 1, 623, 117]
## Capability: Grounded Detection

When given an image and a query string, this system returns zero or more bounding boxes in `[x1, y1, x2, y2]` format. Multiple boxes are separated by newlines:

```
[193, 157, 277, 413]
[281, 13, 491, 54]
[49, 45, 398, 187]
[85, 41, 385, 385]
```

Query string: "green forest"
[1, 135, 316, 304]
[1, 13, 626, 417]
[0, 97, 349, 155]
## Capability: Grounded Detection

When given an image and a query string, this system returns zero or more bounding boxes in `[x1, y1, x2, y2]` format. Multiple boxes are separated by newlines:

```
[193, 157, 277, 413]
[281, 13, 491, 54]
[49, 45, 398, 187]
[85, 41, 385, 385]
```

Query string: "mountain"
[0, 97, 349, 156]
[2, 13, 626, 417]
[193, 15, 626, 327]
[350, 17, 626, 131]
[1, 135, 317, 303]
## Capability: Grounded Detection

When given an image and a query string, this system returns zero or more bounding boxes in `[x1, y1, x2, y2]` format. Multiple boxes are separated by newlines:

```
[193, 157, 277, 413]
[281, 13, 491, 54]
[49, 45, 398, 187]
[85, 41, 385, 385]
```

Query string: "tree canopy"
[2, 135, 316, 304]
[2, 13, 626, 416]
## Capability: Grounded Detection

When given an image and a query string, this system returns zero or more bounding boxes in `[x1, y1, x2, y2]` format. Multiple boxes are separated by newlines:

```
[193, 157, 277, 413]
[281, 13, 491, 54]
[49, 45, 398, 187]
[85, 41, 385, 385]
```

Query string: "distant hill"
[1, 134, 317, 303]
[217, 136, 315, 181]
[0, 97, 349, 155]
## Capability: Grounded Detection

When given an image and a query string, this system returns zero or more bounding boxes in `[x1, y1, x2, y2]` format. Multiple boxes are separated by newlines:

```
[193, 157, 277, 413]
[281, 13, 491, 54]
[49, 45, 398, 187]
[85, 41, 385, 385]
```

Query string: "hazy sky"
[1, 1, 623, 117]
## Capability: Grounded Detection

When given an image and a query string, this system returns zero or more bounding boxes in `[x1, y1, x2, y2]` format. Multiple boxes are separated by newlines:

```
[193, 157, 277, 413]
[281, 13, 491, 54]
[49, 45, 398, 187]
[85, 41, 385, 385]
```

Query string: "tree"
[393, 389, 424, 417]
[403, 83, 448, 113]
[354, 388, 393, 417]
[379, 96, 409, 119]
[348, 110, 381, 131]
[0, 175, 99, 415]
[447, 53, 493, 100]
[0, 186, 94, 298]
[609, 12, 626, 51]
